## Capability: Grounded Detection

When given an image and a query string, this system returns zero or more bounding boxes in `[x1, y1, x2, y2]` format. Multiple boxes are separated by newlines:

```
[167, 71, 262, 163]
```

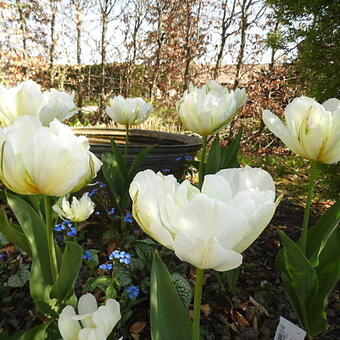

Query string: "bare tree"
[213, 0, 238, 79]
[97, 0, 117, 112]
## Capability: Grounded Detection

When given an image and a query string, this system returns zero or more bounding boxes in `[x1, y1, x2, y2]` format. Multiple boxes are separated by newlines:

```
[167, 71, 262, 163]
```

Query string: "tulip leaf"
[6, 320, 53, 340]
[151, 252, 192, 340]
[0, 208, 31, 256]
[278, 231, 318, 300]
[50, 241, 83, 302]
[305, 226, 340, 336]
[224, 267, 240, 293]
[220, 127, 242, 169]
[305, 200, 340, 266]
[206, 135, 221, 175]
[128, 145, 155, 179]
[6, 192, 54, 284]
[111, 139, 128, 175]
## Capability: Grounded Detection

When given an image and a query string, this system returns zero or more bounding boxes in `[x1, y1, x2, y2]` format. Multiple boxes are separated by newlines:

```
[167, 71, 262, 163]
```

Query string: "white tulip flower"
[0, 116, 102, 196]
[263, 96, 340, 164]
[58, 293, 121, 340]
[53, 193, 95, 222]
[106, 95, 152, 126]
[0, 80, 76, 127]
[130, 167, 276, 271]
[176, 81, 247, 136]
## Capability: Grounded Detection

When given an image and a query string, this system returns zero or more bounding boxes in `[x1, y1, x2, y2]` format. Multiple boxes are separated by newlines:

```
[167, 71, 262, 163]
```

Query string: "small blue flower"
[83, 250, 94, 261]
[95, 211, 101, 215]
[54, 223, 65, 232]
[124, 213, 134, 224]
[161, 169, 171, 174]
[99, 263, 113, 271]
[63, 220, 73, 225]
[184, 154, 193, 161]
[108, 208, 115, 215]
[67, 226, 78, 237]
[109, 250, 121, 260]
[126, 285, 140, 299]
[119, 251, 132, 264]
[175, 156, 182, 161]
[88, 188, 98, 198]
[98, 181, 108, 188]
[0, 253, 7, 261]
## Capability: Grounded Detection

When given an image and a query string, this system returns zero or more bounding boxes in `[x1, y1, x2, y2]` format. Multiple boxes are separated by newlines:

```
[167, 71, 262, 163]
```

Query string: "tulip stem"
[192, 268, 205, 340]
[301, 161, 318, 254]
[125, 124, 129, 159]
[44, 195, 58, 281]
[199, 136, 208, 188]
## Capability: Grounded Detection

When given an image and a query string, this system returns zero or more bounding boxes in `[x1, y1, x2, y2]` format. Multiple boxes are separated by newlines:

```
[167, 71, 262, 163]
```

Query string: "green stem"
[301, 161, 318, 254]
[125, 124, 129, 159]
[120, 213, 127, 233]
[44, 196, 58, 281]
[192, 268, 205, 340]
[198, 136, 208, 188]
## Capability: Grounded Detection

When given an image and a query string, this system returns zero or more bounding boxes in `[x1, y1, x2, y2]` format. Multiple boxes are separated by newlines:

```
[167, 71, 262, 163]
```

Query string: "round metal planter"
[73, 127, 202, 179]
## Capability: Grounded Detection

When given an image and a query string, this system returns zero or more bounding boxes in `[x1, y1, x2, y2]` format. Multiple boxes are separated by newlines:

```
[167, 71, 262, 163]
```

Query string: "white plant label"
[274, 316, 307, 340]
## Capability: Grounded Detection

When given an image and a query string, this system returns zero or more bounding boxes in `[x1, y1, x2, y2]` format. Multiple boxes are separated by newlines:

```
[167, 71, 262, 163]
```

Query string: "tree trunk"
[99, 14, 108, 113]
[49, 0, 57, 87]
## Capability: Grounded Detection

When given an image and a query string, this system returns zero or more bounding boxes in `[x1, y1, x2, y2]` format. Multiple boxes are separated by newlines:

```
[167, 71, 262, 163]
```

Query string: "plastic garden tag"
[274, 316, 306, 340]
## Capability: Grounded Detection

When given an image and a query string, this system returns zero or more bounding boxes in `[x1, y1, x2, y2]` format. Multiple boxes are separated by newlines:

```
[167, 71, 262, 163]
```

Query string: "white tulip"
[0, 116, 101, 196]
[176, 81, 247, 136]
[53, 193, 95, 222]
[130, 167, 276, 271]
[40, 88, 76, 125]
[0, 80, 76, 127]
[106, 95, 152, 125]
[263, 96, 340, 164]
[58, 293, 121, 340]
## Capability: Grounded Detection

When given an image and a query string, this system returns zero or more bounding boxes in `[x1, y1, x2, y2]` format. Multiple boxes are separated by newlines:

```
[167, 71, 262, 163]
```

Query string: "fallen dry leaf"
[130, 321, 147, 335]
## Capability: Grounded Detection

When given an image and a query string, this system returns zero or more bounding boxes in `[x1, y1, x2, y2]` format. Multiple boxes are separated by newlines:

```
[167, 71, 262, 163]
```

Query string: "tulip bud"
[263, 96, 340, 164]
[106, 95, 152, 125]
[130, 167, 276, 271]
[58, 293, 121, 340]
[0, 116, 101, 196]
[176, 81, 247, 136]
[53, 193, 95, 222]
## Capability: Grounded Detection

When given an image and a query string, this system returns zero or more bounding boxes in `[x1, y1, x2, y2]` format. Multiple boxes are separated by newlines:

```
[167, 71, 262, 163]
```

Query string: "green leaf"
[17, 321, 52, 340]
[306, 200, 340, 266]
[0, 208, 31, 256]
[5, 192, 59, 316]
[151, 252, 192, 340]
[278, 231, 318, 300]
[116, 267, 133, 287]
[83, 275, 112, 293]
[105, 285, 117, 299]
[220, 127, 242, 169]
[111, 139, 128, 175]
[8, 267, 30, 287]
[171, 273, 192, 309]
[6, 192, 54, 283]
[205, 135, 221, 175]
[0, 231, 8, 246]
[224, 267, 240, 293]
[305, 226, 340, 336]
[50, 241, 83, 302]
[135, 242, 155, 268]
[128, 145, 155, 179]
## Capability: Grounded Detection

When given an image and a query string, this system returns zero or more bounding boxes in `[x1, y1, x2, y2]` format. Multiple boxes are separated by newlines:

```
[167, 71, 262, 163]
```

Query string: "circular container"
[73, 127, 202, 179]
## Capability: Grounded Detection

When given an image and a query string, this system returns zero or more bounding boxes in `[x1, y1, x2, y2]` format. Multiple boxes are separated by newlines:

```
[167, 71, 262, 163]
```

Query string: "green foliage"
[7, 266, 30, 288]
[268, 0, 340, 100]
[171, 273, 192, 309]
[150, 253, 192, 340]
[276, 201, 340, 335]
[102, 140, 154, 216]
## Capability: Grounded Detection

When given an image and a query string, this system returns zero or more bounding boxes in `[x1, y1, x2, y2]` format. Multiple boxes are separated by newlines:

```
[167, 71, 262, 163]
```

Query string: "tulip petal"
[78, 293, 98, 315]
[79, 328, 107, 340]
[322, 98, 340, 112]
[201, 174, 232, 204]
[263, 110, 303, 155]
[58, 306, 81, 340]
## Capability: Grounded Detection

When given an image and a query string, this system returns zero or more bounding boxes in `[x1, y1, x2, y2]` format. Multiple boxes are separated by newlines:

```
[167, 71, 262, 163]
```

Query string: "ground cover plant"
[0, 78, 339, 340]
